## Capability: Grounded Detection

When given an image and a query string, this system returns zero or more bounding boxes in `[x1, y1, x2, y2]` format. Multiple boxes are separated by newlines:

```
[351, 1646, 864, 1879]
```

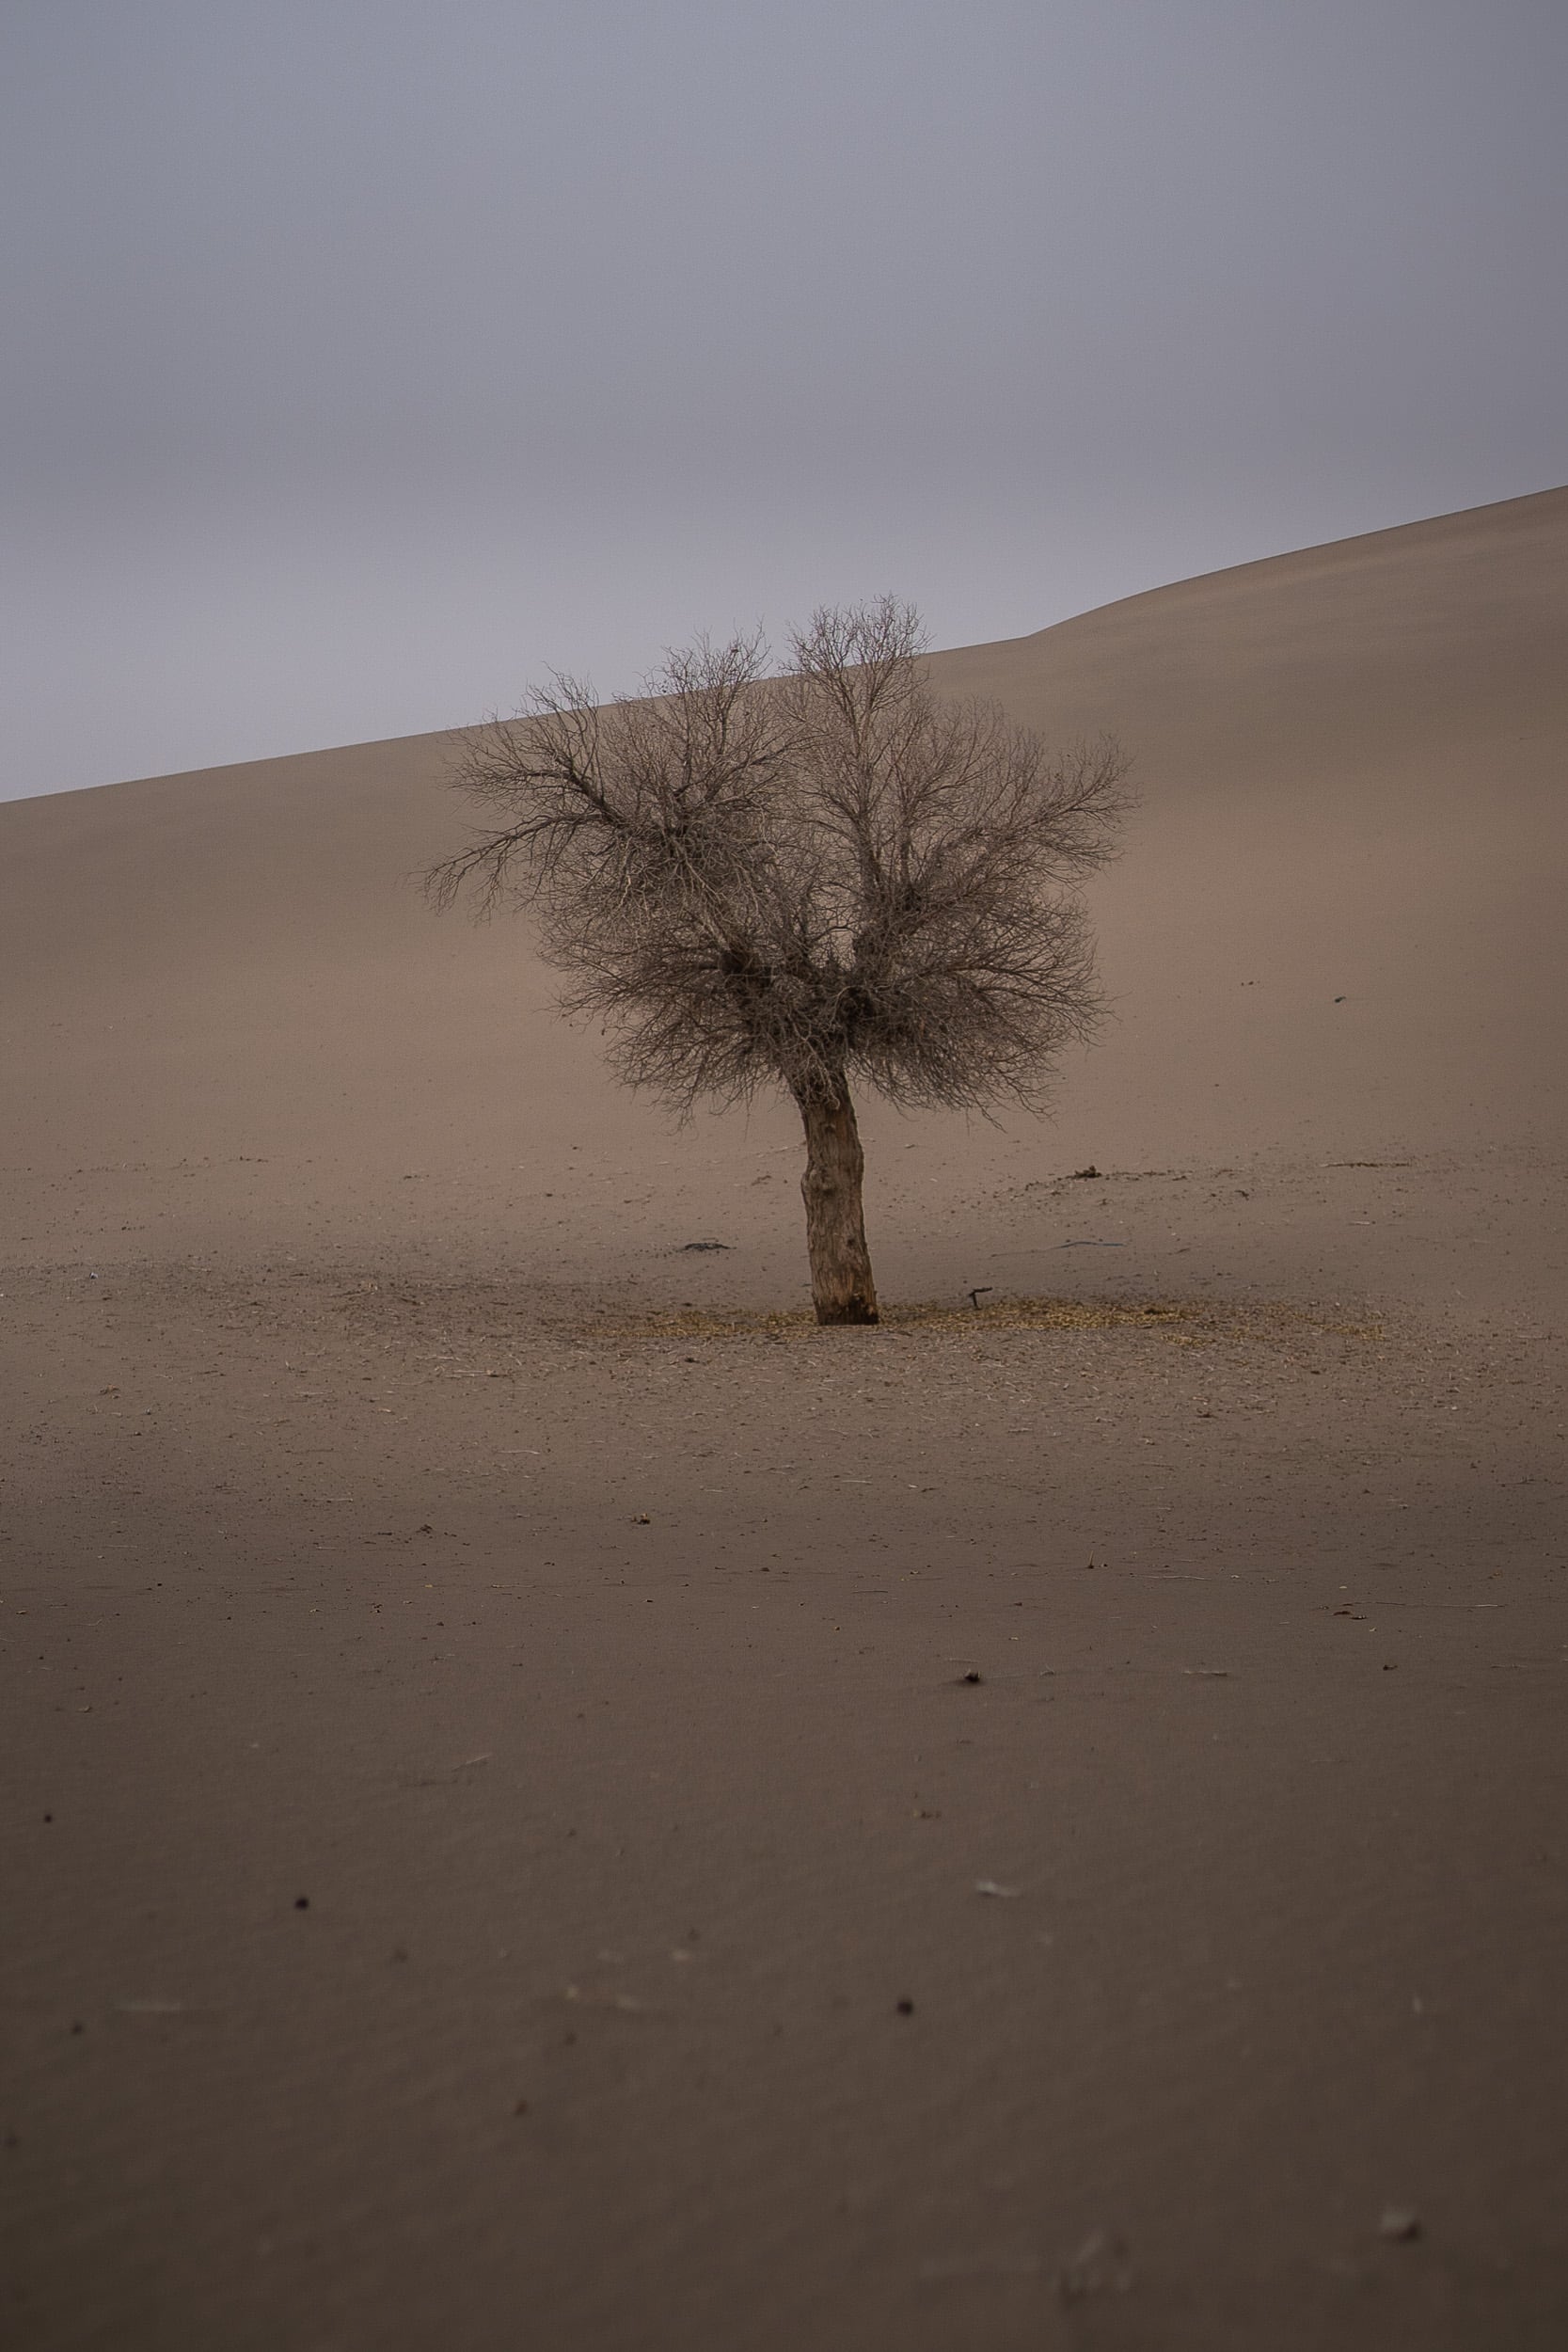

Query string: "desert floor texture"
[3, 487, 1566, 2349]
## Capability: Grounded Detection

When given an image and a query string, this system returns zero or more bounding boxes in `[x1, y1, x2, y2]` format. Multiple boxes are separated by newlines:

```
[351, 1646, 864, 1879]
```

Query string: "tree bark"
[796, 1074, 879, 1325]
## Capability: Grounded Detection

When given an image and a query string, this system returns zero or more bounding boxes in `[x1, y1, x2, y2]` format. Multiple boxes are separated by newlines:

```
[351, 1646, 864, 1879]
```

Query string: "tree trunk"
[796, 1075, 879, 1325]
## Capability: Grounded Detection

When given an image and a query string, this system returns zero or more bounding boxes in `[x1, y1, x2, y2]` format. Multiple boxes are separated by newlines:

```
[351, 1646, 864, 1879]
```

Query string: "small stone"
[1378, 2206, 1422, 2242]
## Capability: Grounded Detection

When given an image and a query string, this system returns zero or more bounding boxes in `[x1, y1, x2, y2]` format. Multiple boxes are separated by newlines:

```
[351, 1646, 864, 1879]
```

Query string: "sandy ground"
[3, 488, 1566, 2347]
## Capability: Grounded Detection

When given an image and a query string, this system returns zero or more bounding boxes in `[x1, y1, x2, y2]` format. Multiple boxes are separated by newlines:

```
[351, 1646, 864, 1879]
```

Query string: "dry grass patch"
[587, 1295, 1384, 1345]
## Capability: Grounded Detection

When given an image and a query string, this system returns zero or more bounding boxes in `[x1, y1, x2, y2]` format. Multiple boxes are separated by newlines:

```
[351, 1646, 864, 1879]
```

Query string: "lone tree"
[427, 599, 1128, 1325]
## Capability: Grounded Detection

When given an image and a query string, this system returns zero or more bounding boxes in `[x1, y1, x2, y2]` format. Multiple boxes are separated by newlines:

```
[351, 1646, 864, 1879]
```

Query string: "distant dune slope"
[2, 487, 1564, 1276]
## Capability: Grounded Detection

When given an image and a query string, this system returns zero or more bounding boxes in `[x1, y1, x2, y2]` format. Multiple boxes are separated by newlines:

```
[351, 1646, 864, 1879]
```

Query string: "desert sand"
[3, 486, 1566, 2348]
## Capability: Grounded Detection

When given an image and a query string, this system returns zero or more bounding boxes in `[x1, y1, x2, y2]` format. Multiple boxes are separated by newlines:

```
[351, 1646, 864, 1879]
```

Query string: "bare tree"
[427, 599, 1129, 1324]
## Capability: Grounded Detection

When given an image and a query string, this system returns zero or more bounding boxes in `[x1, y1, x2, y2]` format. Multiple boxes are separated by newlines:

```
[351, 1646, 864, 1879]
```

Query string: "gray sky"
[3, 0, 1564, 799]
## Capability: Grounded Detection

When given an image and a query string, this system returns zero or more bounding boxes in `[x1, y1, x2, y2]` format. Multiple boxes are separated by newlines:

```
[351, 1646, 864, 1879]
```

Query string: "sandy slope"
[2, 484, 1564, 1297]
[3, 490, 1566, 2349]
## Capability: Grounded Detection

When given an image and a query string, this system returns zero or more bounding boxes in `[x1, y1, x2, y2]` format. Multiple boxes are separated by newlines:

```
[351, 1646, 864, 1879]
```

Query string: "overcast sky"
[3, 0, 1564, 799]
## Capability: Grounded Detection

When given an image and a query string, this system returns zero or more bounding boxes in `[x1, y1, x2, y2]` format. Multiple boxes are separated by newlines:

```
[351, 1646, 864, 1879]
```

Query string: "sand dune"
[4, 493, 1566, 2351]
[3, 485, 1563, 1299]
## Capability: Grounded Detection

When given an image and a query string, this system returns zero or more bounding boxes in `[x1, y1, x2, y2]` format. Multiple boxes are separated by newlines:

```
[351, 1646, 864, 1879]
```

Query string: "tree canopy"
[429, 598, 1129, 1321]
